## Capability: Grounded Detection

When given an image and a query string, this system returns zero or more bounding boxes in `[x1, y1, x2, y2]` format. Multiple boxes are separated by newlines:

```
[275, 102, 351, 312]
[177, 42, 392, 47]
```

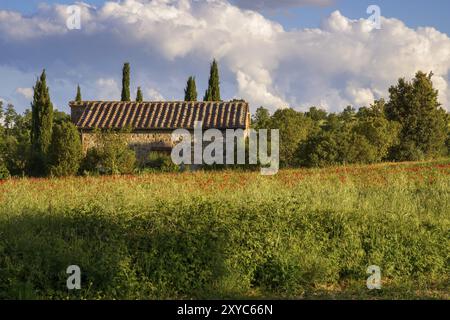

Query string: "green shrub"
[145, 151, 179, 172]
[49, 122, 82, 177]
[80, 129, 136, 175]
[0, 162, 10, 179]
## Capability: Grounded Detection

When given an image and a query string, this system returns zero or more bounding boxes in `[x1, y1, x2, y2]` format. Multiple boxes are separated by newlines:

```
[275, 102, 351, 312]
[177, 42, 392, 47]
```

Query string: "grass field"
[0, 160, 449, 300]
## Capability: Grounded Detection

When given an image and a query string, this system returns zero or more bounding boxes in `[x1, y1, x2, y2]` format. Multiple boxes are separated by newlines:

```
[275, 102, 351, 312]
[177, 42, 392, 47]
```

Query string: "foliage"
[136, 87, 143, 102]
[3, 103, 17, 132]
[145, 151, 180, 172]
[49, 122, 83, 177]
[298, 101, 400, 167]
[75, 85, 82, 102]
[53, 110, 71, 125]
[0, 161, 448, 299]
[0, 162, 10, 179]
[385, 71, 448, 161]
[252, 107, 271, 130]
[0, 108, 31, 176]
[30, 70, 54, 176]
[270, 108, 314, 167]
[184, 76, 197, 101]
[80, 129, 136, 175]
[305, 106, 328, 122]
[203, 59, 221, 101]
[121, 62, 131, 102]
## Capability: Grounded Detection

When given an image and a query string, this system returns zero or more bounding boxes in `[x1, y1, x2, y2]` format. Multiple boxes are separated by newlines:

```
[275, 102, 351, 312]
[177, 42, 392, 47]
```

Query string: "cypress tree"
[75, 84, 82, 102]
[136, 87, 143, 102]
[204, 59, 221, 101]
[184, 76, 198, 101]
[30, 69, 53, 176]
[203, 89, 211, 102]
[121, 62, 131, 102]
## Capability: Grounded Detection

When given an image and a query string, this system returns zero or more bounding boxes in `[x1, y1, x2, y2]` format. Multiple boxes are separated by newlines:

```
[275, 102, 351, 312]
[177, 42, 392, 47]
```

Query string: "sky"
[1, 0, 450, 114]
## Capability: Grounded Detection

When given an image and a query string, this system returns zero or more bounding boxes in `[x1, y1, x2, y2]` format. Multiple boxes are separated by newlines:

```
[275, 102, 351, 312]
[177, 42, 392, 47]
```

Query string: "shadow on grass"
[0, 209, 228, 299]
[0, 208, 447, 300]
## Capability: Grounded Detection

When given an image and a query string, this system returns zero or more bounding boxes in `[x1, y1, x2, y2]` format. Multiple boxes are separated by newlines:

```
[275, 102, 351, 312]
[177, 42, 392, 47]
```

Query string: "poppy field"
[0, 160, 449, 299]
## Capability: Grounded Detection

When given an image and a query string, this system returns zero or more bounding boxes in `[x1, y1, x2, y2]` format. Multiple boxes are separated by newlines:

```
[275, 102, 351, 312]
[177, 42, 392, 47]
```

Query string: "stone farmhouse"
[70, 101, 251, 162]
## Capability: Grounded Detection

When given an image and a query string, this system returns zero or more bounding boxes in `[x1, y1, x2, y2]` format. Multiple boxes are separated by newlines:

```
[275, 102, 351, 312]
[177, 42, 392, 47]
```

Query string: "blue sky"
[1, 0, 450, 113]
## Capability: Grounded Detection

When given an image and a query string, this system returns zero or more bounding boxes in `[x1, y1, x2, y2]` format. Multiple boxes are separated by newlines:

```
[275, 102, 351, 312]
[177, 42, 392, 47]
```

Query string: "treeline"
[253, 71, 450, 167]
[1, 69, 449, 179]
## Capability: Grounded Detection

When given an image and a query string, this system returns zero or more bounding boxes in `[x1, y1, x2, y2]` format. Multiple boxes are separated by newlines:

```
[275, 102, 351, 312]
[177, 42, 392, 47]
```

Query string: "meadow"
[0, 160, 449, 300]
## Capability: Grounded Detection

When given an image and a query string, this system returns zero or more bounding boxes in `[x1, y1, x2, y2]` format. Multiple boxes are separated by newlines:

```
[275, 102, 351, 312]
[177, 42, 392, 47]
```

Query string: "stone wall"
[81, 131, 174, 163]
[81, 128, 250, 165]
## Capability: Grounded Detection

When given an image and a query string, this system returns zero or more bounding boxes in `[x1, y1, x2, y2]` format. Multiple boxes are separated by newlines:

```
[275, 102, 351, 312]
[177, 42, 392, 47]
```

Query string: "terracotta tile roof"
[70, 101, 250, 130]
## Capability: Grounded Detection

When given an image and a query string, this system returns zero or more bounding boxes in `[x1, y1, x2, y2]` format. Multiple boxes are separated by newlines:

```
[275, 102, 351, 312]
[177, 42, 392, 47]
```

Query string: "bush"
[145, 151, 179, 172]
[80, 129, 136, 175]
[0, 162, 10, 179]
[49, 122, 82, 177]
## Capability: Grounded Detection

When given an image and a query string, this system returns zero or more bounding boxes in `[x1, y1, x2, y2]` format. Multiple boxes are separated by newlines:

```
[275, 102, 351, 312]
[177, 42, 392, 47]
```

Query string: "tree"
[49, 122, 82, 176]
[184, 76, 198, 101]
[53, 110, 71, 125]
[296, 131, 341, 167]
[0, 100, 3, 123]
[4, 104, 17, 133]
[30, 69, 53, 176]
[385, 71, 448, 160]
[270, 108, 314, 167]
[75, 84, 82, 102]
[305, 107, 328, 122]
[297, 100, 400, 167]
[252, 107, 271, 129]
[203, 59, 221, 101]
[136, 87, 143, 102]
[339, 105, 356, 122]
[2, 108, 32, 176]
[354, 100, 400, 162]
[121, 62, 131, 102]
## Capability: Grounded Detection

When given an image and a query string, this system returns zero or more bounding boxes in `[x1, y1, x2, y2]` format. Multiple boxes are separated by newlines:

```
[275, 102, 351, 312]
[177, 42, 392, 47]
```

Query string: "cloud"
[15, 87, 34, 100]
[146, 88, 165, 101]
[0, 0, 449, 115]
[231, 0, 334, 11]
[95, 78, 120, 100]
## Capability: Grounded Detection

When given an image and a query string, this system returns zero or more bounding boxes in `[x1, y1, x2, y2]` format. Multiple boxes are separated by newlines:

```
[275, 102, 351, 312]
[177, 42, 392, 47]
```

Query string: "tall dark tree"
[75, 84, 82, 102]
[203, 59, 221, 101]
[136, 87, 143, 102]
[0, 101, 3, 123]
[385, 71, 448, 160]
[184, 76, 198, 101]
[121, 62, 131, 102]
[30, 69, 53, 176]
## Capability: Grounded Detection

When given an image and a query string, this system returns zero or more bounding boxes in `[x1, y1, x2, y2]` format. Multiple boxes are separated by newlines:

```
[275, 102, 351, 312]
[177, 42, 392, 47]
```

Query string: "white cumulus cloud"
[15, 87, 34, 100]
[0, 0, 449, 114]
